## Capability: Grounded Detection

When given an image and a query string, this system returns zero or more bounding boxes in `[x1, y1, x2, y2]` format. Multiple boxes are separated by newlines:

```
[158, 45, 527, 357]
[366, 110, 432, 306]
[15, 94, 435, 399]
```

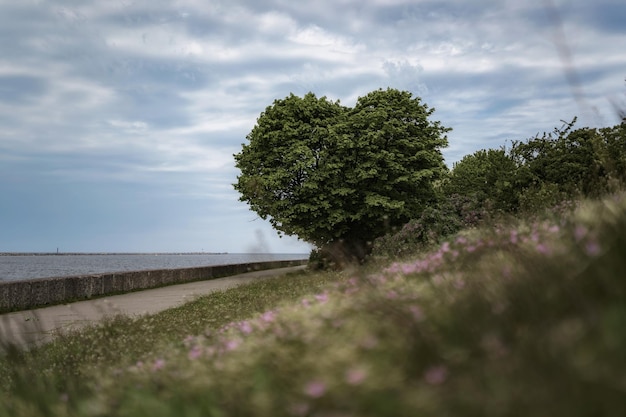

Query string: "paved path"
[0, 265, 306, 349]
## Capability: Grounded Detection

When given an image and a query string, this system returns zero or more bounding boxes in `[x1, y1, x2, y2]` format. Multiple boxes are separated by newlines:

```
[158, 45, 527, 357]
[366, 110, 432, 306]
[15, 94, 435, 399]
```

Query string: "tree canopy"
[440, 118, 626, 216]
[445, 148, 519, 212]
[234, 88, 450, 260]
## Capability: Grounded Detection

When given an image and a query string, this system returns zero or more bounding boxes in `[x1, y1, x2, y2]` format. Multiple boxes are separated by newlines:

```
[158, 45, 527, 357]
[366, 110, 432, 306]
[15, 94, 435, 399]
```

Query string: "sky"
[1, 0, 625, 254]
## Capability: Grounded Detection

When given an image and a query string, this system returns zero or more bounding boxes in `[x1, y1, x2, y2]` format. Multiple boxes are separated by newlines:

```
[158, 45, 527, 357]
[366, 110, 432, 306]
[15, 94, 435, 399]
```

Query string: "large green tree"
[234, 88, 450, 260]
[444, 148, 519, 212]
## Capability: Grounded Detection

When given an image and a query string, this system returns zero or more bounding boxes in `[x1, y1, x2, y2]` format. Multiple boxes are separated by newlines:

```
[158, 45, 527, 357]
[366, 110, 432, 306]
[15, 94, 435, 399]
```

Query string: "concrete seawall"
[0, 260, 307, 313]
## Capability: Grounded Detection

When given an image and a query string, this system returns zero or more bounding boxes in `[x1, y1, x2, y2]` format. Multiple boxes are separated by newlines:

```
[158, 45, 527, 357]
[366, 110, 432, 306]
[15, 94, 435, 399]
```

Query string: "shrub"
[371, 205, 463, 259]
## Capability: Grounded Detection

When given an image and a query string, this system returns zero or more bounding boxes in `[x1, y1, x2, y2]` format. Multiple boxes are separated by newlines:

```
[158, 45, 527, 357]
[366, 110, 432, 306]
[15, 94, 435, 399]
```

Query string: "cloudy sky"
[1, 0, 624, 254]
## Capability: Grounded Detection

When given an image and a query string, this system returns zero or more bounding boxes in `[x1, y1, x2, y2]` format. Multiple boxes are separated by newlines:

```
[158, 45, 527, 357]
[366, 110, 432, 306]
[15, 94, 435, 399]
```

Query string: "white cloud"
[257, 10, 298, 34]
[108, 119, 150, 133]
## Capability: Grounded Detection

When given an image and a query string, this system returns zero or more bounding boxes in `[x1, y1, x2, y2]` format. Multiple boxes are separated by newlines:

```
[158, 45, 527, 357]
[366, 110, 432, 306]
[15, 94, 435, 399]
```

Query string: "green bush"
[371, 204, 463, 259]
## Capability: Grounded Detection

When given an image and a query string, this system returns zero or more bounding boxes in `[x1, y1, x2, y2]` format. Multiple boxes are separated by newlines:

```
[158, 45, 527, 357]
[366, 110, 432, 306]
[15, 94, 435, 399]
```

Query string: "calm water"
[0, 253, 309, 282]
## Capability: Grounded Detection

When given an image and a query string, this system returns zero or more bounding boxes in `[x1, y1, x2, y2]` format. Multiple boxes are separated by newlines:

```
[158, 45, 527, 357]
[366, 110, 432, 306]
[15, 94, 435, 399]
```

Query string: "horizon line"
[0, 252, 310, 256]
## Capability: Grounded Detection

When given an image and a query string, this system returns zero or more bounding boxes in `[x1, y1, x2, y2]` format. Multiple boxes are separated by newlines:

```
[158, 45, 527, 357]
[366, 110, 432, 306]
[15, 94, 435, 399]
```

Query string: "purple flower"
[535, 243, 551, 255]
[401, 263, 417, 274]
[225, 339, 240, 352]
[344, 286, 359, 295]
[304, 380, 326, 398]
[431, 274, 444, 286]
[548, 225, 560, 233]
[431, 251, 444, 262]
[585, 240, 601, 256]
[385, 263, 400, 274]
[152, 358, 165, 371]
[424, 365, 448, 385]
[261, 310, 276, 323]
[188, 345, 202, 360]
[314, 293, 329, 304]
[239, 321, 253, 334]
[345, 367, 368, 385]
[408, 305, 424, 322]
[574, 225, 588, 241]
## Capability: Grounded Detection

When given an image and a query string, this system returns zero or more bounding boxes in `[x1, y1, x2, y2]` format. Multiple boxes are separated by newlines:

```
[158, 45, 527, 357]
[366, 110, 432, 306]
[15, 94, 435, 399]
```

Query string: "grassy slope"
[1, 194, 625, 416]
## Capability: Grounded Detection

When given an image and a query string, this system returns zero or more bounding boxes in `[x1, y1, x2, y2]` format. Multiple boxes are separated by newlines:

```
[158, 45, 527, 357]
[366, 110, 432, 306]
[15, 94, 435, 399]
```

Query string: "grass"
[1, 193, 626, 416]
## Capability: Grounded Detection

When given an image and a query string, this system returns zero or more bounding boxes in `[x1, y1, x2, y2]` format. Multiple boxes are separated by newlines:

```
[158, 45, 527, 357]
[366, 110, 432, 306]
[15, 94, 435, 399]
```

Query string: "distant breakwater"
[0, 252, 229, 256]
[0, 260, 307, 313]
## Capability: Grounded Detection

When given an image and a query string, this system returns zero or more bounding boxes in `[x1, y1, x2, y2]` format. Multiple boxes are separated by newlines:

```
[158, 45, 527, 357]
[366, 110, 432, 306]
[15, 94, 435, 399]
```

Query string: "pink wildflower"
[386, 290, 398, 299]
[408, 305, 424, 322]
[360, 335, 379, 350]
[304, 380, 326, 398]
[424, 365, 448, 385]
[239, 321, 253, 334]
[531, 231, 540, 243]
[314, 293, 329, 303]
[386, 263, 400, 274]
[188, 345, 202, 360]
[574, 225, 588, 241]
[345, 367, 368, 385]
[431, 274, 444, 286]
[344, 286, 359, 295]
[152, 358, 165, 371]
[261, 310, 276, 323]
[225, 338, 240, 352]
[585, 240, 601, 256]
[401, 263, 417, 274]
[536, 243, 551, 255]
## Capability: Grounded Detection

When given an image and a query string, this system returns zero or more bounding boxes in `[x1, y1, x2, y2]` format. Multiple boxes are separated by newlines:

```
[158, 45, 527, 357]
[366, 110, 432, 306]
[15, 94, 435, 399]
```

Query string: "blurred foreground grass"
[1, 193, 625, 416]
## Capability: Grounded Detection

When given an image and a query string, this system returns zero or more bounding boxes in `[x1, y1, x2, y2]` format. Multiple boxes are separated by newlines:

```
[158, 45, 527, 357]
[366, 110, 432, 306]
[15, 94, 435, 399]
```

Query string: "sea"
[0, 253, 309, 282]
